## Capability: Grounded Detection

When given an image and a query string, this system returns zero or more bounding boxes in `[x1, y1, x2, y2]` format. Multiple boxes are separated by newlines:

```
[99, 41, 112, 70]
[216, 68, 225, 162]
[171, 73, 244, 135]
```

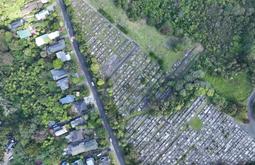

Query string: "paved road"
[56, 0, 125, 164]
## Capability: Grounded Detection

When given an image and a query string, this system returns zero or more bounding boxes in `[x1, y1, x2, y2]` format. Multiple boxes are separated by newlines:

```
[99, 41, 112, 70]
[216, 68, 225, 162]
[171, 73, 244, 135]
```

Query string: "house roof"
[53, 125, 68, 136]
[47, 39, 65, 54]
[9, 19, 25, 30]
[65, 130, 84, 143]
[86, 158, 95, 165]
[72, 100, 87, 115]
[50, 69, 68, 81]
[41, 0, 49, 3]
[59, 95, 75, 105]
[71, 159, 84, 165]
[35, 31, 60, 46]
[17, 29, 31, 39]
[22, 1, 43, 16]
[67, 139, 98, 156]
[35, 10, 50, 20]
[70, 117, 85, 128]
[57, 77, 69, 91]
[56, 51, 71, 62]
[46, 3, 56, 12]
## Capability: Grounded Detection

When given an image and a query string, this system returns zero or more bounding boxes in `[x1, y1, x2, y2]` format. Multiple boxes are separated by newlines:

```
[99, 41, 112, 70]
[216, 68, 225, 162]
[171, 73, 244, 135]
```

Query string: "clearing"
[189, 116, 203, 130]
[205, 72, 252, 103]
[84, 0, 194, 71]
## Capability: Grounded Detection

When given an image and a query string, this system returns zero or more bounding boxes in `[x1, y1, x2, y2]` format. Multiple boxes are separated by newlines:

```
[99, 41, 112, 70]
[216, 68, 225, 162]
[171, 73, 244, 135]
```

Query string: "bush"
[53, 59, 63, 69]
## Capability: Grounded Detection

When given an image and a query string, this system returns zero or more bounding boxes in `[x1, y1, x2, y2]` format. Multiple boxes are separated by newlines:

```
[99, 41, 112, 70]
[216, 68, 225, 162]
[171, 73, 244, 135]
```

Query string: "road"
[56, 0, 126, 164]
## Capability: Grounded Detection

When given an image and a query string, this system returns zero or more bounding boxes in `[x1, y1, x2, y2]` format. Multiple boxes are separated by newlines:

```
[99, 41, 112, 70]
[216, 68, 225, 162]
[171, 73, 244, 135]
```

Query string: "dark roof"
[9, 19, 25, 30]
[70, 117, 86, 128]
[72, 100, 87, 115]
[66, 139, 98, 156]
[50, 69, 68, 81]
[65, 130, 84, 143]
[56, 77, 69, 91]
[47, 39, 65, 54]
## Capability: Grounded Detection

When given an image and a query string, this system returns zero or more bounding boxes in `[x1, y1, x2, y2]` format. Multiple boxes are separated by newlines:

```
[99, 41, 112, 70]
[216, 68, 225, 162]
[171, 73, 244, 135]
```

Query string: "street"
[56, 0, 126, 164]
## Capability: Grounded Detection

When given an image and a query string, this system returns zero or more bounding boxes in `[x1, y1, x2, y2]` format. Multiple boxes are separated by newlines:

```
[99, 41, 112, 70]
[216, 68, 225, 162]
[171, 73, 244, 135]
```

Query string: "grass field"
[84, 0, 194, 71]
[189, 116, 203, 130]
[205, 72, 252, 103]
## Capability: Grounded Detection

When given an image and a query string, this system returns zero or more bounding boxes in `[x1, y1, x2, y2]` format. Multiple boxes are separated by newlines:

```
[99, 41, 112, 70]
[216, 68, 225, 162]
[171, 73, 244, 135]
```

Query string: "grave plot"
[126, 97, 255, 164]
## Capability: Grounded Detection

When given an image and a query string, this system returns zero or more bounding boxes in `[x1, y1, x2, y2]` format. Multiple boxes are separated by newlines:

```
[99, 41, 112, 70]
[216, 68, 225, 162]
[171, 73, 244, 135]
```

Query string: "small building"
[50, 69, 68, 81]
[65, 130, 85, 143]
[59, 95, 75, 105]
[22, 1, 43, 16]
[65, 139, 98, 156]
[35, 10, 50, 20]
[51, 125, 68, 137]
[57, 77, 69, 91]
[35, 31, 60, 46]
[47, 39, 65, 54]
[41, 0, 49, 3]
[71, 159, 84, 165]
[70, 117, 86, 128]
[17, 29, 31, 39]
[99, 157, 110, 165]
[60, 161, 70, 165]
[86, 158, 95, 165]
[9, 19, 25, 31]
[56, 51, 71, 62]
[71, 100, 87, 115]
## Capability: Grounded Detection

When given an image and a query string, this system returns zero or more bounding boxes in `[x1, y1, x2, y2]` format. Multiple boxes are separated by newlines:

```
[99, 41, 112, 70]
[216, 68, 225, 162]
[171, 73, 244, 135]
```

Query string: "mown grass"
[205, 72, 252, 103]
[85, 0, 193, 71]
[189, 116, 203, 130]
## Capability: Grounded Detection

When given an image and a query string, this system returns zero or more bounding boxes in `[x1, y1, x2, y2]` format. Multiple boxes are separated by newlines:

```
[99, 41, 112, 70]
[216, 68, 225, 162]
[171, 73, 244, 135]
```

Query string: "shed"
[56, 77, 69, 91]
[56, 51, 71, 62]
[47, 39, 65, 54]
[59, 95, 75, 105]
[35, 10, 50, 20]
[70, 117, 86, 128]
[50, 69, 68, 81]
[9, 19, 25, 31]
[65, 130, 85, 143]
[17, 29, 31, 39]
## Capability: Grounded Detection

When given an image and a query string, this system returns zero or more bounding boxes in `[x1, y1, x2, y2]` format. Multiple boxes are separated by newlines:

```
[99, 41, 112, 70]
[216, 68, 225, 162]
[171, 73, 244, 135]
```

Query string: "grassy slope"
[205, 72, 252, 103]
[85, 0, 193, 71]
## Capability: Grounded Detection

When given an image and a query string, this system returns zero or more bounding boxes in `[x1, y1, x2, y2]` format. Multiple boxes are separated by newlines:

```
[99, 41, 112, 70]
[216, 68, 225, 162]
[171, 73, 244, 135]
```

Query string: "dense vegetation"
[114, 0, 255, 121]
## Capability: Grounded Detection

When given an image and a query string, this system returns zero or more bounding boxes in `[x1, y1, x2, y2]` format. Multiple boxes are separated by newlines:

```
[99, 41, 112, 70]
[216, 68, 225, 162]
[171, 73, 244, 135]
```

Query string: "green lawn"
[189, 116, 203, 130]
[85, 0, 193, 71]
[205, 72, 252, 103]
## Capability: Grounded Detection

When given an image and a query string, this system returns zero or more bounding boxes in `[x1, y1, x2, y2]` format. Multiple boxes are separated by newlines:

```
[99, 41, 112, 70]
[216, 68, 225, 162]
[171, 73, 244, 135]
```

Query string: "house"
[35, 10, 50, 20]
[65, 130, 85, 143]
[9, 19, 25, 31]
[57, 77, 69, 91]
[71, 159, 84, 165]
[71, 100, 87, 115]
[41, 0, 49, 3]
[56, 51, 71, 62]
[50, 124, 68, 137]
[17, 29, 31, 39]
[86, 158, 95, 165]
[35, 31, 60, 46]
[21, 1, 43, 16]
[50, 69, 68, 81]
[60, 161, 70, 165]
[59, 95, 75, 105]
[70, 117, 86, 128]
[65, 139, 98, 156]
[47, 39, 65, 54]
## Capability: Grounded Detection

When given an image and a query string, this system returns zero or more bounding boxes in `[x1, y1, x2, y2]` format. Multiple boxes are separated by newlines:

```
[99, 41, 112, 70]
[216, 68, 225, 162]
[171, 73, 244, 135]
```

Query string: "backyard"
[84, 0, 194, 71]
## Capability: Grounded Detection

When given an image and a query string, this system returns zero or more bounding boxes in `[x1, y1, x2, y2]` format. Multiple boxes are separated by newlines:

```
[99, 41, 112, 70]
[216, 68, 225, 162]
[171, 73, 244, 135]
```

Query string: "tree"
[53, 59, 63, 69]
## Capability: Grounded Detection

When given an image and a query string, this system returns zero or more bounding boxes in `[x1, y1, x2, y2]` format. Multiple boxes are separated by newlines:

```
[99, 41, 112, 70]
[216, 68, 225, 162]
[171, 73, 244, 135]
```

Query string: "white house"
[35, 31, 60, 46]
[35, 10, 50, 20]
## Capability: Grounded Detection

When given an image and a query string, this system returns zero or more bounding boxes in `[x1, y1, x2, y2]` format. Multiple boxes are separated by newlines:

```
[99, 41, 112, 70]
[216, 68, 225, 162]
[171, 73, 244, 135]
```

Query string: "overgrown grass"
[205, 72, 252, 103]
[85, 0, 193, 71]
